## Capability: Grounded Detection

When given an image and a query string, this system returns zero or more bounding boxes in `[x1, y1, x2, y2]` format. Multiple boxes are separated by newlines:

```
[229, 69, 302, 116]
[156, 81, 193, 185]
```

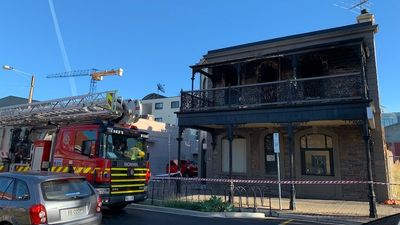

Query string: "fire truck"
[0, 91, 150, 210]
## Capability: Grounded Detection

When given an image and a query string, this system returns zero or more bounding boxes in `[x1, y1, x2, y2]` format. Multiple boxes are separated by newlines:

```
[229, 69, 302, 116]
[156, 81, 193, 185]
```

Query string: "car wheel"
[184, 171, 190, 177]
[108, 203, 128, 211]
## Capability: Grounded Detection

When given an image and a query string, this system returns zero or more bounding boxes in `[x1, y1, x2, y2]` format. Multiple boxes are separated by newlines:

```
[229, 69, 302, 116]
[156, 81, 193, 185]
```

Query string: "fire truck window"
[74, 130, 97, 153]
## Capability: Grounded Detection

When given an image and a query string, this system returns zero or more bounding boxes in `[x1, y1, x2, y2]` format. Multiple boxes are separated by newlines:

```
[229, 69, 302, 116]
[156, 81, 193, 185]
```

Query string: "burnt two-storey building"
[176, 13, 392, 207]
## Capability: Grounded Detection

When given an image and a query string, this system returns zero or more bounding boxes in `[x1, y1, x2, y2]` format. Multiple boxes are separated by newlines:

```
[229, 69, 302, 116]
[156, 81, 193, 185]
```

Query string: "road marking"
[280, 219, 293, 225]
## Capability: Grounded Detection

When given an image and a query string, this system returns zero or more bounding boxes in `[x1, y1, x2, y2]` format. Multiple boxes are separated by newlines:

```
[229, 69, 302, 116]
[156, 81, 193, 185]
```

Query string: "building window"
[171, 101, 180, 109]
[264, 134, 277, 175]
[300, 134, 334, 176]
[155, 117, 163, 122]
[222, 137, 246, 173]
[155, 102, 163, 110]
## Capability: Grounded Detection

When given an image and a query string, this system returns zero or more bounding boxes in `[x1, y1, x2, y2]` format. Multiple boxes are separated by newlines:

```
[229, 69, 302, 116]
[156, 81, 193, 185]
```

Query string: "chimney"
[357, 9, 375, 24]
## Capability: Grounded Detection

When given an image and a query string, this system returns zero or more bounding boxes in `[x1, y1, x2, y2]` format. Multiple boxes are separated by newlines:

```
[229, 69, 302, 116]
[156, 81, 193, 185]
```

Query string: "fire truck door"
[31, 141, 51, 171]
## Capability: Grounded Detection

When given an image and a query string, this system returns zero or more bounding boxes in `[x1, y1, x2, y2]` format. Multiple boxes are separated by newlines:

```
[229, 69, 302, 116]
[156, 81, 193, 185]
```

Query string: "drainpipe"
[227, 124, 234, 203]
[363, 121, 377, 218]
[288, 123, 296, 210]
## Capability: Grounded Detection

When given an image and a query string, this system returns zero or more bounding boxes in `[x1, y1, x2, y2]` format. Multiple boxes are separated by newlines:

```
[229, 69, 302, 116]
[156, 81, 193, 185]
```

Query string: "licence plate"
[125, 195, 135, 201]
[60, 206, 87, 220]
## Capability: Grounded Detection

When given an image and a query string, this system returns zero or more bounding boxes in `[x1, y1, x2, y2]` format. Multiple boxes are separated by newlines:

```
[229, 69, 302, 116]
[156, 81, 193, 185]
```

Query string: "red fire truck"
[0, 91, 150, 210]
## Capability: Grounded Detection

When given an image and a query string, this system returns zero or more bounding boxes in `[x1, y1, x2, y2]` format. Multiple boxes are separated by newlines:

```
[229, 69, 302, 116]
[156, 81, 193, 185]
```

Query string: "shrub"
[199, 196, 234, 212]
[161, 200, 202, 211]
[161, 196, 234, 212]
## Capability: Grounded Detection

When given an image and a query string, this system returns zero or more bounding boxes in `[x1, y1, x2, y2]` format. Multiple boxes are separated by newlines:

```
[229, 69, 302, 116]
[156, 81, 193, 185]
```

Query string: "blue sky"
[0, 0, 399, 112]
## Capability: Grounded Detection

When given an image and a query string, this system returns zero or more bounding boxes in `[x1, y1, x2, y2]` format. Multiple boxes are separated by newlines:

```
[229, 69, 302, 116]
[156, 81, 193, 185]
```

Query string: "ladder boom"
[0, 91, 121, 127]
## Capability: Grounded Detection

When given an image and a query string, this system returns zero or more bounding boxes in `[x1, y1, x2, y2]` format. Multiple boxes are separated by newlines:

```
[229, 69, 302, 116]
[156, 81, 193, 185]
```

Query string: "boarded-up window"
[222, 138, 246, 173]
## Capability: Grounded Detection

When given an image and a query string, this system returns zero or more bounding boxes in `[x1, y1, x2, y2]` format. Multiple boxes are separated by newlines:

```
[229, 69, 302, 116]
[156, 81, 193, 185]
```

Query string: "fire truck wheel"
[108, 203, 128, 211]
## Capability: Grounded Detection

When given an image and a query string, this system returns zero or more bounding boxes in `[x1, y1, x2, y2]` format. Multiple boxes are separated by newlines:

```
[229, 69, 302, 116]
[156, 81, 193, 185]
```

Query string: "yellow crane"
[46, 68, 123, 93]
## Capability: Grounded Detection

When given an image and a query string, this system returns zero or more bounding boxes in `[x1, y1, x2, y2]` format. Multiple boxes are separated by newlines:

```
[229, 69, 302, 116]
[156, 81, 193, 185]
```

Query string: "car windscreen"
[41, 178, 94, 201]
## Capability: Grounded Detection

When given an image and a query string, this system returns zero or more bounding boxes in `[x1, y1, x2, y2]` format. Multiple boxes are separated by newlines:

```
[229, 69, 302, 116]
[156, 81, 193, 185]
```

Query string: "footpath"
[263, 197, 400, 224]
[133, 197, 400, 225]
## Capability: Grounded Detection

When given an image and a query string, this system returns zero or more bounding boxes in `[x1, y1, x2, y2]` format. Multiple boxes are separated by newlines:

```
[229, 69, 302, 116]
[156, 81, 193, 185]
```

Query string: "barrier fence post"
[151, 181, 155, 205]
[176, 128, 183, 194]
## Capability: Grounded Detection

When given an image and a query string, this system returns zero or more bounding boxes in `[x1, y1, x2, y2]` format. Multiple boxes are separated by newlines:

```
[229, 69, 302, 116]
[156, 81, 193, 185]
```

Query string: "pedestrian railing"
[147, 177, 400, 219]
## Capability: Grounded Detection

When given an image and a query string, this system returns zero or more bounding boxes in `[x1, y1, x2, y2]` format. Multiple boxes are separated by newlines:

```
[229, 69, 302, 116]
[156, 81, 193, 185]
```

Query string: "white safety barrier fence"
[151, 176, 400, 186]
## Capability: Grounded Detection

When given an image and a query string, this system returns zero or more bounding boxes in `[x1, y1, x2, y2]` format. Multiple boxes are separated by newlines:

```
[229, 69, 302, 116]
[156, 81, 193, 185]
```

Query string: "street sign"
[273, 132, 282, 210]
[273, 133, 280, 153]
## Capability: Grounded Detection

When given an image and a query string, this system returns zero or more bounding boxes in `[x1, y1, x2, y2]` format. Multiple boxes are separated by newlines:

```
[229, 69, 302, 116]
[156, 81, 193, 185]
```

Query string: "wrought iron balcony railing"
[181, 72, 364, 112]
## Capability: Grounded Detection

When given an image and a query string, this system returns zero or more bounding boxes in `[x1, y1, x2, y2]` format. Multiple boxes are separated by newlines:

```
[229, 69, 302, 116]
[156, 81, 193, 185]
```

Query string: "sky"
[0, 0, 399, 112]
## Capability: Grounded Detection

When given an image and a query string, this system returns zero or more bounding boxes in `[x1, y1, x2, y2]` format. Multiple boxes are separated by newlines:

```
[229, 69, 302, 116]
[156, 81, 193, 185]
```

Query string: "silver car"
[0, 172, 102, 225]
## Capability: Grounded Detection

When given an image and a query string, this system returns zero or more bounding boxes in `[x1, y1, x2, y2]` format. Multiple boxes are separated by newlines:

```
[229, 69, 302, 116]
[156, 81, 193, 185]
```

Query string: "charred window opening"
[240, 61, 258, 85]
[256, 59, 280, 83]
[298, 54, 325, 98]
[213, 65, 238, 88]
[255, 59, 280, 102]
[297, 45, 361, 99]
[298, 45, 361, 77]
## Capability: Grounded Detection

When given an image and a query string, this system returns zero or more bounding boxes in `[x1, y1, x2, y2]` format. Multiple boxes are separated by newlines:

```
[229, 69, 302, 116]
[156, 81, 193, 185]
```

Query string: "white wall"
[141, 96, 180, 125]
[133, 118, 198, 175]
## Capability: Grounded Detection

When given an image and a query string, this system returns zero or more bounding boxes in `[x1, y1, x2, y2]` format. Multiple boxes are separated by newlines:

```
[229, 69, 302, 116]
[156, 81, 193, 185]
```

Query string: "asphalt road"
[102, 207, 328, 225]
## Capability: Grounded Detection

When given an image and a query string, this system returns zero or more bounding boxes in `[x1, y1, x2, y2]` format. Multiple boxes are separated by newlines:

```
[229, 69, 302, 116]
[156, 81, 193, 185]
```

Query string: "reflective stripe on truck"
[110, 167, 147, 195]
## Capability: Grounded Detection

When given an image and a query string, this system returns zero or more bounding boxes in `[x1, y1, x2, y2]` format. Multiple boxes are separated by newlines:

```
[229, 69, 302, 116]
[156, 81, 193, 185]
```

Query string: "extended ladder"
[0, 91, 122, 127]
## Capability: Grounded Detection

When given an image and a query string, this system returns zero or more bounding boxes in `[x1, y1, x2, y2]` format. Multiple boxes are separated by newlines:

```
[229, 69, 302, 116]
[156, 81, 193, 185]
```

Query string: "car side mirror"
[82, 140, 96, 157]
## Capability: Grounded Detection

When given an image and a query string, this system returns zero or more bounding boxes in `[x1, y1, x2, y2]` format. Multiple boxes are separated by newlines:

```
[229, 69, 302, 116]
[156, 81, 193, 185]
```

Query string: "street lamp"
[2, 65, 35, 104]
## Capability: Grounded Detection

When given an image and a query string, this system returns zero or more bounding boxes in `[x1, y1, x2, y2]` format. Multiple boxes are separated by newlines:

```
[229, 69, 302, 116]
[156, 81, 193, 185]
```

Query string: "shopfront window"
[300, 134, 334, 176]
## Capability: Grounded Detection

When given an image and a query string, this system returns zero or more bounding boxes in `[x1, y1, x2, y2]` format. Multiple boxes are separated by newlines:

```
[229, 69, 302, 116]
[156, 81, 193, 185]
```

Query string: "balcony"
[181, 72, 365, 113]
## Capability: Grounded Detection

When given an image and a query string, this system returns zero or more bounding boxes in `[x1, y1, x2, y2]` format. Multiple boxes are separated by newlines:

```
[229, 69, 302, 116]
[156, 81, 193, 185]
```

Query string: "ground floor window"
[222, 137, 246, 173]
[300, 134, 334, 176]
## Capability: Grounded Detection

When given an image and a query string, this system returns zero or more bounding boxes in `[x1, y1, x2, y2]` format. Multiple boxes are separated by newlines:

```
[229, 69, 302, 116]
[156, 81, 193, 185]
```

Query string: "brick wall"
[336, 126, 368, 200]
[205, 125, 383, 201]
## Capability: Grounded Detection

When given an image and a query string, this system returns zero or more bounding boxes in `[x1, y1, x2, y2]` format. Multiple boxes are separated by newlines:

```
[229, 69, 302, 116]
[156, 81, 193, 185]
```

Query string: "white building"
[132, 93, 199, 175]
[133, 118, 198, 175]
[382, 113, 400, 127]
[140, 93, 181, 125]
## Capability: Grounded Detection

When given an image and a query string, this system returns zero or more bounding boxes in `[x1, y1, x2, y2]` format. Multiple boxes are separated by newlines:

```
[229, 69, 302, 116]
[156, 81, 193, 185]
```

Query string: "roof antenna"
[350, 0, 370, 12]
[157, 83, 166, 94]
[333, 0, 373, 15]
